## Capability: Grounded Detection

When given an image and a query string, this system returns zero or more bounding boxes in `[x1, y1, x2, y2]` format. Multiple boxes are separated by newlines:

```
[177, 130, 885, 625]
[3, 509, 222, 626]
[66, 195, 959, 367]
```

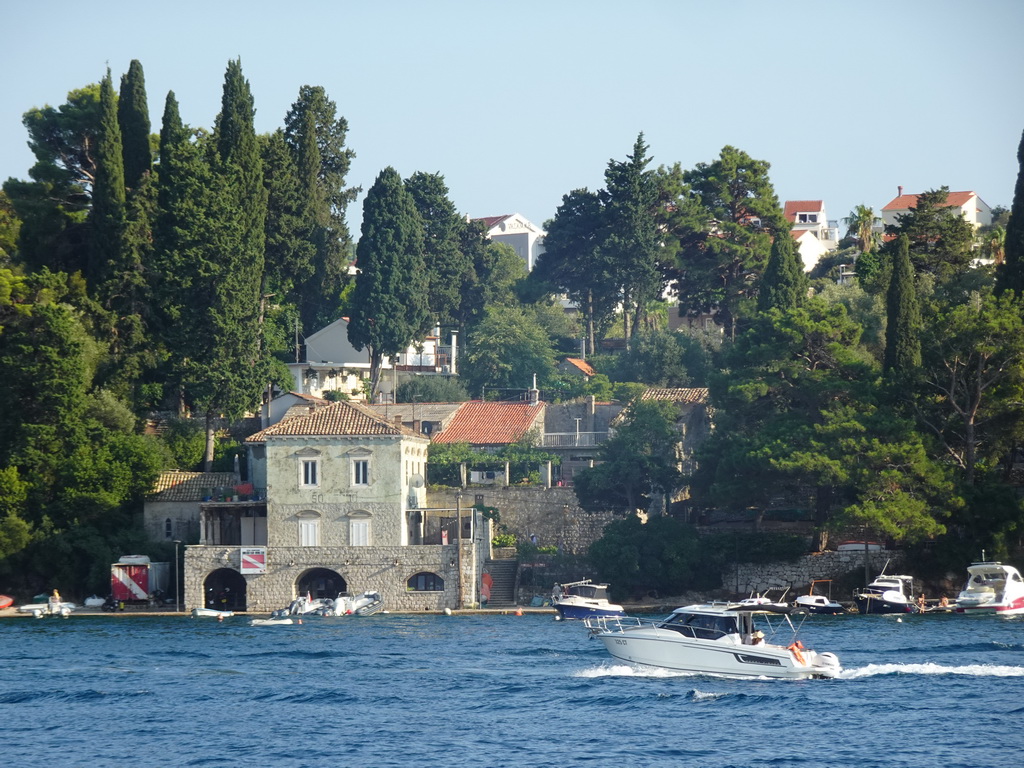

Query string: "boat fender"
[788, 641, 806, 665]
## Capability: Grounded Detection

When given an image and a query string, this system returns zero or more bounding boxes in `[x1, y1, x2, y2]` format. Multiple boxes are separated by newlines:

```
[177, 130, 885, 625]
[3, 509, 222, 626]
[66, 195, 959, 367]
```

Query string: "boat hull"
[955, 596, 1024, 616]
[854, 595, 918, 615]
[593, 627, 839, 680]
[555, 602, 624, 620]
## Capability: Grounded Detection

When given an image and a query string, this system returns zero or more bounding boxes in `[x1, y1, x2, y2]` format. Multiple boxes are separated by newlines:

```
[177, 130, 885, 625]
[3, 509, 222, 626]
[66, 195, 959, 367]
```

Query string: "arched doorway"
[203, 568, 247, 611]
[296, 568, 347, 600]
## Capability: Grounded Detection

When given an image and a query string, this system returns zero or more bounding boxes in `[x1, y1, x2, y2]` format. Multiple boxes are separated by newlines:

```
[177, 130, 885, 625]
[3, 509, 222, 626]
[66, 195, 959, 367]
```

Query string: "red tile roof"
[563, 357, 596, 376]
[640, 387, 709, 405]
[476, 215, 513, 229]
[783, 200, 824, 222]
[246, 400, 421, 442]
[148, 471, 238, 500]
[882, 191, 976, 211]
[432, 401, 545, 445]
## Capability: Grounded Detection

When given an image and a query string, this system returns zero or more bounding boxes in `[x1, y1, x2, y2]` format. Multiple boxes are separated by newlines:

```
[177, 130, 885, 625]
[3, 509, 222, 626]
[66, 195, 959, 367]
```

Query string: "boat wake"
[575, 663, 700, 679]
[840, 662, 1024, 679]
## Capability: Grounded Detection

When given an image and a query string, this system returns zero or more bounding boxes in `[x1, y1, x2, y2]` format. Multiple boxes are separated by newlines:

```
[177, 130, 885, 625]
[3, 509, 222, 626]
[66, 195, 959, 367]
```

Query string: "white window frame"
[350, 519, 370, 546]
[298, 515, 320, 546]
[353, 459, 370, 486]
[300, 458, 319, 488]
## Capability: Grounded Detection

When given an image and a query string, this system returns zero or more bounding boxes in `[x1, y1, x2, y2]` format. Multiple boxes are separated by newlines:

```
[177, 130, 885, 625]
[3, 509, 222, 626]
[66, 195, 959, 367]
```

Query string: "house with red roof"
[475, 213, 546, 271]
[784, 200, 840, 271]
[881, 188, 992, 230]
[432, 400, 546, 450]
[557, 357, 597, 378]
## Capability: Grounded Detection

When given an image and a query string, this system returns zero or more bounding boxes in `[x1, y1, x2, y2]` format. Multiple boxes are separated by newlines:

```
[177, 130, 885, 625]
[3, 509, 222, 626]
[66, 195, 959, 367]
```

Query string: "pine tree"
[118, 59, 151, 192]
[347, 167, 428, 397]
[88, 69, 126, 293]
[758, 230, 807, 312]
[884, 235, 921, 377]
[995, 128, 1024, 297]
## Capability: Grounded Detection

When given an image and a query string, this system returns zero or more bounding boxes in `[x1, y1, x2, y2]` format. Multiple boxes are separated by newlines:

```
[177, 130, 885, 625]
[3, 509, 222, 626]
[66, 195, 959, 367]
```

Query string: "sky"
[3, 0, 1023, 238]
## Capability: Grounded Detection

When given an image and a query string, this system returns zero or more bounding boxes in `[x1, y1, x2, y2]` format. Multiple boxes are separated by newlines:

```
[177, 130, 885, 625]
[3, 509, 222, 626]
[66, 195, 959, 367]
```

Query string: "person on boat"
[50, 589, 61, 603]
[552, 583, 563, 601]
[939, 595, 949, 609]
[750, 630, 765, 645]
[917, 594, 926, 611]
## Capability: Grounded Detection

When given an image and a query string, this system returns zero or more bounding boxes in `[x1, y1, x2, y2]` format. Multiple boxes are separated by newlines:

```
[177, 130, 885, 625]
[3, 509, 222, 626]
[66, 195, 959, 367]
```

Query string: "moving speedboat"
[956, 561, 1024, 616]
[585, 603, 841, 680]
[552, 579, 624, 620]
[854, 570, 918, 615]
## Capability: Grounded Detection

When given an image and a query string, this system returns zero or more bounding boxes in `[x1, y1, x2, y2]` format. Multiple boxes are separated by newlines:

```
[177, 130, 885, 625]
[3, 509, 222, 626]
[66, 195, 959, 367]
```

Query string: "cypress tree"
[89, 69, 126, 293]
[758, 230, 807, 312]
[347, 167, 428, 397]
[884, 234, 921, 377]
[995, 128, 1024, 297]
[118, 59, 151, 192]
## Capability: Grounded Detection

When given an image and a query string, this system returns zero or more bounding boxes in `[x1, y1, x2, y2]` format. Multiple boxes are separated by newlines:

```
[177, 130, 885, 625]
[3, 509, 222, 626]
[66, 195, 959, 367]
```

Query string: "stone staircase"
[484, 559, 518, 607]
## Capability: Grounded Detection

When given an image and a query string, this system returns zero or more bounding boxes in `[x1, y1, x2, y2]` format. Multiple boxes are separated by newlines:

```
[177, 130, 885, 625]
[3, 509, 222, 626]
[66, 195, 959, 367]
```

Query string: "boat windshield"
[660, 612, 739, 640]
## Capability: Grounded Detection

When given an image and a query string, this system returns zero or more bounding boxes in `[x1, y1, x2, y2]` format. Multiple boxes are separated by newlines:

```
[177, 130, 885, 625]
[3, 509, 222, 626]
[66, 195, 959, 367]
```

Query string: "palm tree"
[980, 224, 1006, 264]
[843, 205, 878, 254]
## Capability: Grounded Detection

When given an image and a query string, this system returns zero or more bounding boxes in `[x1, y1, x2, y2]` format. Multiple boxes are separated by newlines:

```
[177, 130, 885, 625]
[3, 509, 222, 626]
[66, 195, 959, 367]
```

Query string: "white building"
[476, 213, 546, 271]
[881, 188, 992, 230]
[784, 200, 840, 271]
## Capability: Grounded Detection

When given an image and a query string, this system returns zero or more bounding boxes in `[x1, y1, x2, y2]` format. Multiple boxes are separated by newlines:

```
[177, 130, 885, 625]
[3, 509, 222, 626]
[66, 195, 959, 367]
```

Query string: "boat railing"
[584, 615, 646, 635]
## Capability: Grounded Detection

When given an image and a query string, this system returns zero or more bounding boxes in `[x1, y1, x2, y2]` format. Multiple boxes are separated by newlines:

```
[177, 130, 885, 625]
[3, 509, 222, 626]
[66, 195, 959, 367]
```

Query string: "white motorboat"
[286, 595, 330, 615]
[585, 602, 841, 680]
[318, 591, 385, 617]
[191, 607, 234, 618]
[737, 588, 791, 613]
[853, 568, 918, 615]
[793, 580, 846, 614]
[552, 579, 624, 620]
[18, 599, 76, 618]
[250, 616, 295, 626]
[956, 561, 1024, 616]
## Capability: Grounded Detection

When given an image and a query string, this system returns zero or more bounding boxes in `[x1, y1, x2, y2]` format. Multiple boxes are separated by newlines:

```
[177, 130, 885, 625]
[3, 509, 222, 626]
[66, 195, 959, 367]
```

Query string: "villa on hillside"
[881, 188, 992, 230]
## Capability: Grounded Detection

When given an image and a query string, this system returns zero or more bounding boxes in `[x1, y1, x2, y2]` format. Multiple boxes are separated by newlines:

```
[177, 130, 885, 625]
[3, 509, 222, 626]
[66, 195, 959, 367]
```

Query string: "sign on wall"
[240, 547, 267, 574]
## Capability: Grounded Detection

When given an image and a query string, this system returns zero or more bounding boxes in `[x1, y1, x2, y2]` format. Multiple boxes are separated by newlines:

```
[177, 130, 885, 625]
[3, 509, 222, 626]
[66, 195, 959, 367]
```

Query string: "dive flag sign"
[240, 547, 267, 574]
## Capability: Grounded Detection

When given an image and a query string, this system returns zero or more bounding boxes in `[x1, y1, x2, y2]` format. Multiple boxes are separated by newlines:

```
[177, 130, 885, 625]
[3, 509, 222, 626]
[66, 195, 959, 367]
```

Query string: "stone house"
[181, 400, 489, 613]
[143, 470, 239, 543]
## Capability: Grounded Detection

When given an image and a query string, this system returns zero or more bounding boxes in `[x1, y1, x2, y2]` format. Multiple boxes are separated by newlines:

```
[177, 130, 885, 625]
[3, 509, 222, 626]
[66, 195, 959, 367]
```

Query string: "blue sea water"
[1, 610, 1021, 768]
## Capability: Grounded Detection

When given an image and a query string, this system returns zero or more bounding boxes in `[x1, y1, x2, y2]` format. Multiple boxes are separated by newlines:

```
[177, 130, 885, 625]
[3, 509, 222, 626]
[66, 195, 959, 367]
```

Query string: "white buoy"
[443, 607, 452, 616]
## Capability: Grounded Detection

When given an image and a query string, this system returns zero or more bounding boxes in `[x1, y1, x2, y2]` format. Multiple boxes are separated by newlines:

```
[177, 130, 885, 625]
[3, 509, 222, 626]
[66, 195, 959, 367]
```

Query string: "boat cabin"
[656, 607, 754, 641]
[560, 580, 611, 600]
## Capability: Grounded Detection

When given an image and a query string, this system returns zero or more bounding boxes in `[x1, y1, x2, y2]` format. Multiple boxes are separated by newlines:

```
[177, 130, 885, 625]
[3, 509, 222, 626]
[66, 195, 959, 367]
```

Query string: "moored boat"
[793, 580, 846, 614]
[0, 594, 13, 610]
[552, 579, 624, 620]
[584, 602, 841, 680]
[955, 561, 1024, 616]
[853, 569, 918, 615]
[191, 607, 234, 618]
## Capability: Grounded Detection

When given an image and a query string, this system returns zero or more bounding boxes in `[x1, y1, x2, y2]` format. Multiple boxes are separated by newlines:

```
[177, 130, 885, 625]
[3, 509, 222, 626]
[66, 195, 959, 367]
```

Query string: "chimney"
[898, 185, 903, 197]
[394, 415, 403, 428]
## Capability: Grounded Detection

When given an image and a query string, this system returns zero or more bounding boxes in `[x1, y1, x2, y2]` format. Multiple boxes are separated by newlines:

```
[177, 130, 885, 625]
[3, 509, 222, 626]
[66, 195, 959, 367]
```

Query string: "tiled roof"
[882, 191, 976, 211]
[475, 214, 512, 229]
[432, 401, 545, 445]
[562, 357, 596, 376]
[246, 400, 421, 442]
[148, 471, 238, 501]
[639, 387, 709, 405]
[367, 402, 464, 425]
[783, 200, 824, 222]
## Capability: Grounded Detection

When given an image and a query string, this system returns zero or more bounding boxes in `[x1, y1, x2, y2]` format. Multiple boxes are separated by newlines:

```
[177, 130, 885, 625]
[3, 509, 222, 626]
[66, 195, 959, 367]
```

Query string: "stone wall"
[183, 539, 489, 613]
[426, 486, 616, 555]
[725, 549, 901, 598]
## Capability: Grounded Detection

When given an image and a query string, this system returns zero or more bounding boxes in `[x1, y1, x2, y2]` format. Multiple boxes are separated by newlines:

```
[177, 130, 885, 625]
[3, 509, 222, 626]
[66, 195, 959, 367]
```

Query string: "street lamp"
[173, 540, 182, 613]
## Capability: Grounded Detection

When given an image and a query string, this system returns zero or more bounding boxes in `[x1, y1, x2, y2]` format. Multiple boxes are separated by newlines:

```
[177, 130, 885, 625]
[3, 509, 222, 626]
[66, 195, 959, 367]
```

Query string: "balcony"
[541, 431, 608, 448]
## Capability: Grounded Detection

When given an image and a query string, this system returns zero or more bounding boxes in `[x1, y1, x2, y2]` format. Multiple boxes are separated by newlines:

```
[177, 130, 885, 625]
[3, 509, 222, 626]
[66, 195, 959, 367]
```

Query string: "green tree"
[758, 230, 807, 313]
[883, 234, 921, 377]
[842, 204, 879, 254]
[995, 129, 1024, 296]
[284, 85, 357, 332]
[616, 330, 690, 387]
[671, 145, 788, 338]
[348, 167, 428, 397]
[574, 399, 683, 516]
[461, 304, 556, 395]
[0, 190, 22, 263]
[117, 59, 152, 192]
[88, 69, 126, 292]
[886, 187, 975, 279]
[531, 188, 616, 355]
[395, 376, 469, 404]
[405, 171, 472, 329]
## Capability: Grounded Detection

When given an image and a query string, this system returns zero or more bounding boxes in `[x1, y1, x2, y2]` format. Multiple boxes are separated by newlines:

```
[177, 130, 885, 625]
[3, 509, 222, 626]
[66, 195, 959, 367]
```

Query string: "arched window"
[407, 572, 444, 592]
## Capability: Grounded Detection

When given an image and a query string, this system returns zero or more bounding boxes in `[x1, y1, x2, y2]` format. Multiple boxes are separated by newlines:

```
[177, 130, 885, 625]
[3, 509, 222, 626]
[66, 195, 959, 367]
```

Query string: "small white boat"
[286, 595, 330, 616]
[192, 607, 234, 619]
[250, 616, 295, 626]
[18, 600, 76, 619]
[552, 579, 624, 620]
[585, 602, 841, 680]
[737, 588, 791, 613]
[793, 580, 846, 614]
[956, 561, 1024, 616]
[320, 591, 385, 617]
[83, 595, 106, 608]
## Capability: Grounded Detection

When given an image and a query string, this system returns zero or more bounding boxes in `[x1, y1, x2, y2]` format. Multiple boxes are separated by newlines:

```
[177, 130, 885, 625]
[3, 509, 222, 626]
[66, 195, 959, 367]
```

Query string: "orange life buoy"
[788, 641, 806, 665]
